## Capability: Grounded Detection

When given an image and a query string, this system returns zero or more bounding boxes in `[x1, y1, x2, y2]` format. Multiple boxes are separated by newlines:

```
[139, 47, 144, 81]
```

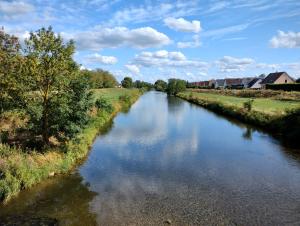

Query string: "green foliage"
[0, 28, 27, 113]
[243, 99, 254, 111]
[23, 26, 86, 145]
[296, 78, 300, 83]
[95, 98, 114, 113]
[121, 77, 133, 88]
[167, 78, 187, 95]
[119, 94, 131, 104]
[154, 79, 167, 92]
[0, 89, 141, 203]
[134, 80, 153, 90]
[80, 69, 118, 88]
[266, 83, 300, 91]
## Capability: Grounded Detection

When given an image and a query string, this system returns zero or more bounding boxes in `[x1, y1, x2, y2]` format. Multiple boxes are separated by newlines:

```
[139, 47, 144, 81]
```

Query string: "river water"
[1, 91, 300, 225]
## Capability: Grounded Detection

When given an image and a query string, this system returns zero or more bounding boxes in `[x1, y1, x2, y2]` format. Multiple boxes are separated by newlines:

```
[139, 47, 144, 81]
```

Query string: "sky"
[1, 0, 300, 82]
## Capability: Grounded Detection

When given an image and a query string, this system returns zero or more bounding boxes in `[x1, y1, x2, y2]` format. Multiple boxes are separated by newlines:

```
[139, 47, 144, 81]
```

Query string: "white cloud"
[0, 1, 34, 17]
[202, 23, 250, 39]
[256, 63, 280, 70]
[106, 1, 201, 26]
[86, 53, 118, 65]
[68, 26, 171, 51]
[216, 56, 255, 72]
[134, 50, 208, 69]
[177, 34, 201, 48]
[270, 31, 300, 48]
[125, 64, 140, 74]
[164, 17, 201, 33]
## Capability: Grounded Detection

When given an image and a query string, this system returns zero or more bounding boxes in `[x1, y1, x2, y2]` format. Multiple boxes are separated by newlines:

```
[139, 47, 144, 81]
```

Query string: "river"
[1, 91, 300, 225]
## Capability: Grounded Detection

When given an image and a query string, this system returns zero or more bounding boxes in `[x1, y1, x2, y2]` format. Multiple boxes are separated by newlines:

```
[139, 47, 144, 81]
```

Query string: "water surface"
[1, 91, 300, 225]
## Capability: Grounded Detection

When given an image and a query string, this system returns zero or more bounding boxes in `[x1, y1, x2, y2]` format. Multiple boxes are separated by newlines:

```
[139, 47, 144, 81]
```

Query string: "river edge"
[0, 89, 142, 204]
[177, 91, 300, 149]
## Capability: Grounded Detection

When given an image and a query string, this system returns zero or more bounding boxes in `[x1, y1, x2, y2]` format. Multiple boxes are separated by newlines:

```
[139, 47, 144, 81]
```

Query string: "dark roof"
[261, 72, 286, 84]
[225, 78, 243, 86]
[247, 78, 260, 88]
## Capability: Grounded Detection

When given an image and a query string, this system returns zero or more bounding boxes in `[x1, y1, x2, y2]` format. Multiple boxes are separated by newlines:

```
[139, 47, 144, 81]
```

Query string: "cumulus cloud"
[177, 34, 201, 48]
[67, 26, 171, 51]
[133, 50, 208, 69]
[0, 1, 34, 17]
[164, 17, 201, 33]
[86, 53, 118, 65]
[270, 31, 300, 48]
[216, 56, 254, 72]
[125, 64, 140, 74]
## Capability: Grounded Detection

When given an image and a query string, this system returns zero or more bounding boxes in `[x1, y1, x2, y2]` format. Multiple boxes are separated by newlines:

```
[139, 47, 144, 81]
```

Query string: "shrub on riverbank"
[0, 89, 142, 203]
[178, 91, 300, 147]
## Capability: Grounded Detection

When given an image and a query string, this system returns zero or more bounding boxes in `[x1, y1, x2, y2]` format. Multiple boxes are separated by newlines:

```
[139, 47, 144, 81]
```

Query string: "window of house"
[285, 79, 287, 83]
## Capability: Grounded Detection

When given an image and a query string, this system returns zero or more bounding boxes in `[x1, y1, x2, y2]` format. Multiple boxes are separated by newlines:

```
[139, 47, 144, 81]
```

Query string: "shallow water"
[1, 91, 300, 226]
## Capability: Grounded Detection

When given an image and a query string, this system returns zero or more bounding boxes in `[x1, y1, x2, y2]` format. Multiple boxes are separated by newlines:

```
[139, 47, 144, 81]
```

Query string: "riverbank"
[0, 88, 142, 203]
[177, 90, 300, 147]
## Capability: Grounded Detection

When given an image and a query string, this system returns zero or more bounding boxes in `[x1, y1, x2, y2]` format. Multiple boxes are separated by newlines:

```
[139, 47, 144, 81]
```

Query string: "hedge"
[266, 83, 300, 91]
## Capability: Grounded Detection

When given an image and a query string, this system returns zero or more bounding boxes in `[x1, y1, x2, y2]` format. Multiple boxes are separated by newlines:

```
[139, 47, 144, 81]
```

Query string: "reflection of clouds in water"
[103, 93, 169, 146]
[89, 172, 163, 224]
[162, 127, 199, 161]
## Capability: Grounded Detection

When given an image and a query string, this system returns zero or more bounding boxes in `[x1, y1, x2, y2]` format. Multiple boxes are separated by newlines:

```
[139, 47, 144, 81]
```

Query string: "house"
[190, 80, 212, 88]
[214, 79, 225, 89]
[224, 78, 244, 89]
[242, 77, 255, 88]
[261, 72, 294, 88]
[248, 78, 263, 89]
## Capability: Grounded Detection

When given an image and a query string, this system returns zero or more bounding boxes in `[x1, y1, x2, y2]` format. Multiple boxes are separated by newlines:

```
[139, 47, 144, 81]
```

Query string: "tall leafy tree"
[81, 69, 118, 88]
[0, 28, 27, 112]
[121, 77, 133, 88]
[24, 27, 80, 145]
[154, 80, 167, 92]
[167, 79, 186, 95]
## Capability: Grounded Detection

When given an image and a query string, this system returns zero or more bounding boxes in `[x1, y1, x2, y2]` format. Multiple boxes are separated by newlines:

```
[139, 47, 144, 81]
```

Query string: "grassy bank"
[0, 88, 142, 203]
[178, 90, 300, 147]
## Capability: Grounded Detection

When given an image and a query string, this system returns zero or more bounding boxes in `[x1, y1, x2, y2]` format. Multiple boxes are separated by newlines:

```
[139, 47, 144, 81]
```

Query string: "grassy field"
[182, 91, 300, 115]
[92, 88, 138, 102]
[178, 90, 300, 147]
[0, 88, 142, 203]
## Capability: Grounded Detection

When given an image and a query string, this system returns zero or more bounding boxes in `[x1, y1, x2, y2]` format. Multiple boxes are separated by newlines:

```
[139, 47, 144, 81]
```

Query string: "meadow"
[178, 89, 300, 147]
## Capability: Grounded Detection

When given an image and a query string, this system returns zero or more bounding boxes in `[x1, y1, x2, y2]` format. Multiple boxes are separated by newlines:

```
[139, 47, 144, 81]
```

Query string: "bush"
[119, 94, 131, 104]
[266, 83, 300, 91]
[243, 99, 254, 111]
[95, 98, 114, 113]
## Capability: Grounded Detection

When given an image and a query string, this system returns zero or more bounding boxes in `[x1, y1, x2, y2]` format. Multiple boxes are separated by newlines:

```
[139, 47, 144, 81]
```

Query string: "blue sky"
[1, 0, 300, 82]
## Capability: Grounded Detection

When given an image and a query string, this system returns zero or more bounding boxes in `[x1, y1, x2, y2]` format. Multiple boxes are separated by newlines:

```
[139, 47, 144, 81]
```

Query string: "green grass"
[92, 88, 140, 103]
[183, 91, 300, 115]
[178, 90, 300, 148]
[0, 88, 142, 203]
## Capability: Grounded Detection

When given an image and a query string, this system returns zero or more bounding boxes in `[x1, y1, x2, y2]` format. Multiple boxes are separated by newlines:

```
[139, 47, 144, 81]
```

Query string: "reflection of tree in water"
[0, 173, 98, 226]
[242, 127, 253, 140]
[167, 96, 184, 114]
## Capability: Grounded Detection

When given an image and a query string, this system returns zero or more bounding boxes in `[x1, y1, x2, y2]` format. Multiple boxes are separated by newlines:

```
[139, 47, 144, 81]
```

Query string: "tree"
[167, 79, 186, 95]
[24, 26, 81, 145]
[296, 78, 300, 83]
[121, 77, 133, 88]
[81, 69, 118, 88]
[154, 80, 167, 92]
[0, 28, 27, 112]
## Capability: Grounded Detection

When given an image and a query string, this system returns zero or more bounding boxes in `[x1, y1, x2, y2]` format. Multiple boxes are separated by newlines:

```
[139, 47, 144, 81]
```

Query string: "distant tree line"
[80, 69, 118, 88]
[153, 79, 186, 95]
[121, 77, 153, 90]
